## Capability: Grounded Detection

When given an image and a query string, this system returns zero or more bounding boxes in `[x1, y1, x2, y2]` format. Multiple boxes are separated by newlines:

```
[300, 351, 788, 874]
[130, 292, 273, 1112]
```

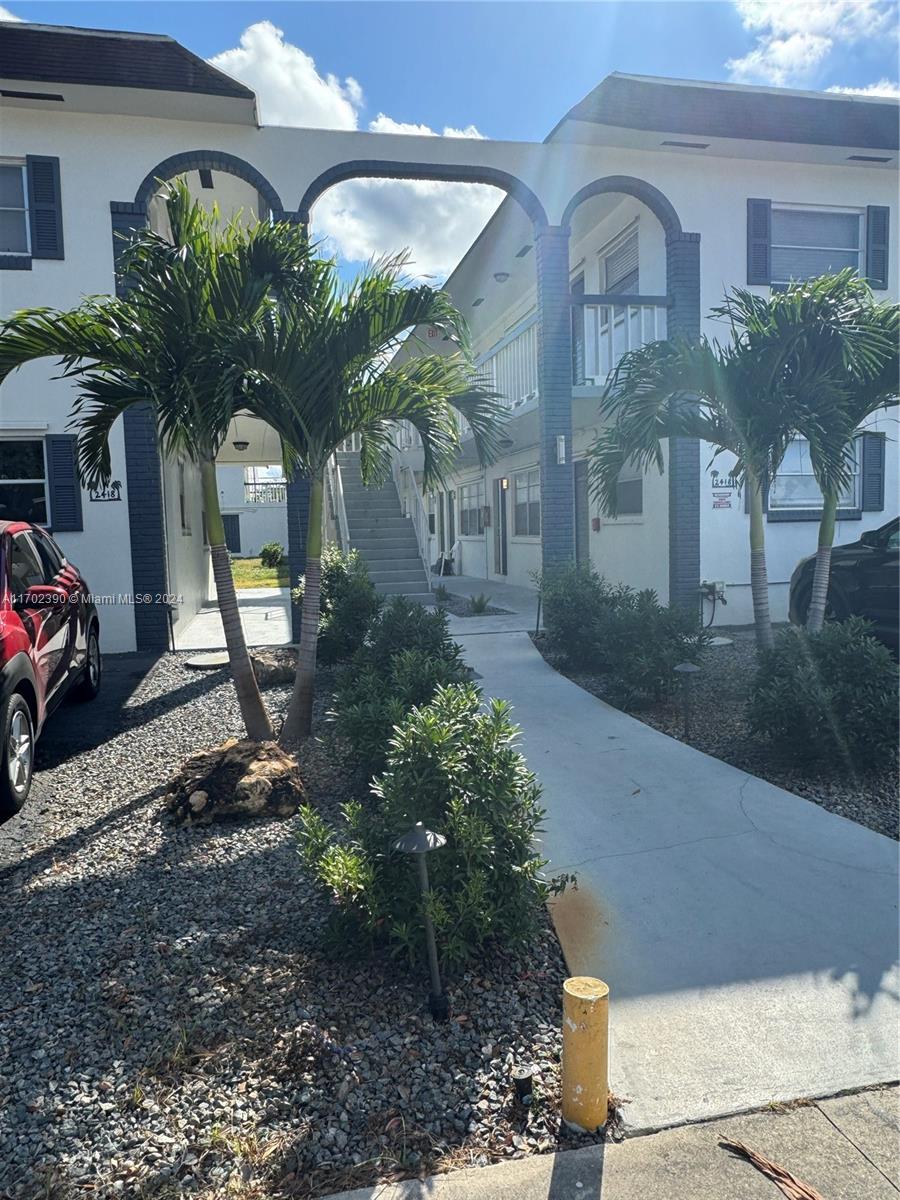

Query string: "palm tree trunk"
[280, 473, 324, 748]
[806, 489, 837, 634]
[746, 468, 774, 652]
[200, 458, 274, 741]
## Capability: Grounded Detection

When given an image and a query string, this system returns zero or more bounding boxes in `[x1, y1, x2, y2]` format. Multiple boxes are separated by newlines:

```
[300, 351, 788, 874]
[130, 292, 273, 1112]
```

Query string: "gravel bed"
[534, 627, 898, 840]
[0, 655, 595, 1199]
[434, 593, 511, 618]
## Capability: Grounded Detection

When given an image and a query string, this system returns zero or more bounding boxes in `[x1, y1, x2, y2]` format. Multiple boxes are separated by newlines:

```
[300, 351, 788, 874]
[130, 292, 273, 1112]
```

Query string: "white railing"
[577, 298, 667, 385]
[393, 459, 432, 591]
[326, 454, 350, 552]
[478, 317, 539, 410]
[243, 481, 287, 504]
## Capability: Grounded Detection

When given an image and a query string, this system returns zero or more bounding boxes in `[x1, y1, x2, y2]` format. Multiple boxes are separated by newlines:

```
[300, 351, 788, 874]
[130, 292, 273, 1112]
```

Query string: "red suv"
[0, 520, 100, 816]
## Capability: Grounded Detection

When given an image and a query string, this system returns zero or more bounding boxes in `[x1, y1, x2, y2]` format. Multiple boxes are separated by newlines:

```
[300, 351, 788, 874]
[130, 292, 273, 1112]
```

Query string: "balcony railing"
[243, 481, 287, 504]
[573, 293, 668, 386]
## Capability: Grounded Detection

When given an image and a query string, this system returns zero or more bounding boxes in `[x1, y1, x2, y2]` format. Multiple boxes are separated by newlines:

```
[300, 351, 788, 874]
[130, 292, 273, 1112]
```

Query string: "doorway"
[493, 478, 508, 575]
[574, 460, 590, 566]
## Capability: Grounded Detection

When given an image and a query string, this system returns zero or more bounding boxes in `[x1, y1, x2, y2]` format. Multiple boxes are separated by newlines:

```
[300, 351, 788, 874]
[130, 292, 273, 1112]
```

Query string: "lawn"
[231, 555, 290, 589]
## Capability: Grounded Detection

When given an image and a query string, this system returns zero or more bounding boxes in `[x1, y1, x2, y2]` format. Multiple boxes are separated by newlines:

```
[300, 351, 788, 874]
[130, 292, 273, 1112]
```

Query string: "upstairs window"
[0, 439, 47, 523]
[602, 227, 639, 294]
[770, 205, 862, 285]
[0, 161, 29, 257]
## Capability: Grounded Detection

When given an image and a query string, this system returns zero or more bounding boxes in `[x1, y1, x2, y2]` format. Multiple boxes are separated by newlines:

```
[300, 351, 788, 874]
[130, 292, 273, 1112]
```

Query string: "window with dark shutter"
[26, 155, 64, 260]
[861, 432, 886, 512]
[45, 434, 83, 532]
[746, 199, 771, 284]
[866, 206, 889, 290]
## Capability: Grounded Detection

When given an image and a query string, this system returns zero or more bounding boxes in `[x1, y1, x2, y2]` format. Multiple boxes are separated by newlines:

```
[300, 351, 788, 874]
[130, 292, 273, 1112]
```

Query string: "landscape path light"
[394, 822, 449, 1021]
[673, 661, 702, 739]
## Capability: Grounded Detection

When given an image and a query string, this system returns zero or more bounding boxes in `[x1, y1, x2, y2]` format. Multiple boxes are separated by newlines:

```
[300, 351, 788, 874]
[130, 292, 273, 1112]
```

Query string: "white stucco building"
[1, 21, 896, 650]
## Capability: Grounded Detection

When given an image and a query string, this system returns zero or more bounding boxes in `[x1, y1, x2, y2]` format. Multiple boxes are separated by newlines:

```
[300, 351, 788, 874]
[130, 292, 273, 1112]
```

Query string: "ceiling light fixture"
[493, 271, 510, 283]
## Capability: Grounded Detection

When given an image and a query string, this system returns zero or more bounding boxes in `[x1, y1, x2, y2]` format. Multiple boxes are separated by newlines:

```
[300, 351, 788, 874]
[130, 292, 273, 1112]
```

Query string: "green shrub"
[299, 684, 570, 967]
[333, 598, 468, 776]
[434, 584, 450, 604]
[259, 541, 285, 568]
[537, 564, 708, 706]
[295, 544, 382, 665]
[748, 618, 898, 770]
[469, 592, 492, 614]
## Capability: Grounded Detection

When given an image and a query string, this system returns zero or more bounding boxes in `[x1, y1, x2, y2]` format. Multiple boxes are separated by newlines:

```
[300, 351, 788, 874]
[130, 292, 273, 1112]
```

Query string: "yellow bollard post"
[561, 976, 609, 1132]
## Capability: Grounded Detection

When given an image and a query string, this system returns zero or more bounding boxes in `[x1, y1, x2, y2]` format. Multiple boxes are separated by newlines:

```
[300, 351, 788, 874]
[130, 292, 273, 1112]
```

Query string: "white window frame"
[513, 466, 541, 538]
[599, 223, 640, 295]
[769, 435, 860, 513]
[0, 159, 30, 257]
[770, 203, 864, 286]
[0, 435, 48, 523]
[458, 479, 485, 537]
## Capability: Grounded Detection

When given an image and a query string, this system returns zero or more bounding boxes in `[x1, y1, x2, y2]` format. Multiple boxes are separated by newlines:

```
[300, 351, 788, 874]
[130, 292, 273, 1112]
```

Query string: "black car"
[789, 516, 899, 648]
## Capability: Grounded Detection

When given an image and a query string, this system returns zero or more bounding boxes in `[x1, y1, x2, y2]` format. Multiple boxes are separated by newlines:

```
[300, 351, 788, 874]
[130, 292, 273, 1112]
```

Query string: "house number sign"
[89, 480, 123, 502]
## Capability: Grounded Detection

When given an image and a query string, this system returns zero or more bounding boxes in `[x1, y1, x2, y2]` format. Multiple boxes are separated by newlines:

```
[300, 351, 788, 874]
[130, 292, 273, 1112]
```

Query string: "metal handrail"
[327, 454, 351, 552]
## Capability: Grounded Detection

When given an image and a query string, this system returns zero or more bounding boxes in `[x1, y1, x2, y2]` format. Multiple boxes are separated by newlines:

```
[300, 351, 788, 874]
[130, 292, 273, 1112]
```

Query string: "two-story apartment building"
[1, 21, 896, 650]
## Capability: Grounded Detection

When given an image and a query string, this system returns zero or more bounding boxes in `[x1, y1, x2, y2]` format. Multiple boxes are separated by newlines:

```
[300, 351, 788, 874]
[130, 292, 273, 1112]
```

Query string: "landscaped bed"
[0, 657, 599, 1199]
[535, 626, 898, 840]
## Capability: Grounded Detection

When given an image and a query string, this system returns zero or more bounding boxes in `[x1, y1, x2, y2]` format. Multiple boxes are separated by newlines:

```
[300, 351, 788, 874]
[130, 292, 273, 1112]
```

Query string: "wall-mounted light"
[493, 271, 510, 283]
[232, 440, 250, 452]
[500, 476, 509, 490]
[556, 435, 567, 465]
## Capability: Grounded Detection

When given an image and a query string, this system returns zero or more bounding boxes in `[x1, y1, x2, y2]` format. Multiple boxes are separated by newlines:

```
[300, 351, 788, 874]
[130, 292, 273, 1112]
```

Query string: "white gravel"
[0, 655, 593, 1199]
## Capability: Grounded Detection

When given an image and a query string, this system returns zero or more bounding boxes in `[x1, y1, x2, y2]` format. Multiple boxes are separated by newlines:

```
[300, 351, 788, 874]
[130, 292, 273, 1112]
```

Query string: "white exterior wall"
[217, 465, 288, 559]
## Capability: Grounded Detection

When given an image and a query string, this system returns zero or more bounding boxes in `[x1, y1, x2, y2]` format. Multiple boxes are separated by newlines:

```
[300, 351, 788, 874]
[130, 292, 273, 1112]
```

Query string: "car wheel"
[0, 693, 35, 817]
[73, 626, 101, 702]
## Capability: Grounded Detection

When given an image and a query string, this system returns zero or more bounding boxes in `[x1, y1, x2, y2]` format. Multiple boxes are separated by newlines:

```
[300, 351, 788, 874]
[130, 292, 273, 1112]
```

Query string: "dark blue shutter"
[45, 434, 83, 532]
[109, 202, 146, 297]
[222, 513, 241, 553]
[866, 206, 889, 290]
[746, 199, 771, 285]
[26, 156, 64, 260]
[861, 432, 886, 512]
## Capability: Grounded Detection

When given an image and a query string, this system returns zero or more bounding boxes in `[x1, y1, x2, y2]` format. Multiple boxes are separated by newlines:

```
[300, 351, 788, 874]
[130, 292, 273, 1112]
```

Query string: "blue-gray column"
[535, 225, 575, 570]
[665, 231, 701, 611]
[287, 475, 310, 643]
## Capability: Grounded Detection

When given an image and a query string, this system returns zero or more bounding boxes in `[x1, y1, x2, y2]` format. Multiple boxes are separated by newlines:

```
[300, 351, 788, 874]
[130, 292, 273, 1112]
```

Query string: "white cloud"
[209, 20, 362, 129]
[0, 6, 23, 20]
[208, 22, 501, 279]
[727, 0, 896, 86]
[827, 79, 900, 97]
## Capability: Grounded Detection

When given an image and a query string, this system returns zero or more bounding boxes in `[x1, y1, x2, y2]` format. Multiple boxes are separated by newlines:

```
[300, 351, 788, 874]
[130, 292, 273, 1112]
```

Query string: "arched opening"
[134, 150, 285, 220]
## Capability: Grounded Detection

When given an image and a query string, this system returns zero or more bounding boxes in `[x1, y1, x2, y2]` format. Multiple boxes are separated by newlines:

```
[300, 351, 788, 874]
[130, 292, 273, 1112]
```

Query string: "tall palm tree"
[0, 182, 320, 741]
[231, 254, 505, 745]
[589, 285, 850, 650]
[735, 272, 898, 633]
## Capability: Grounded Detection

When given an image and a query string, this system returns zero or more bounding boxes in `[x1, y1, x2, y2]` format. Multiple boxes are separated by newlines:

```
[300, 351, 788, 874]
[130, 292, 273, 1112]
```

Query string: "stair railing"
[393, 459, 432, 593]
[326, 453, 351, 552]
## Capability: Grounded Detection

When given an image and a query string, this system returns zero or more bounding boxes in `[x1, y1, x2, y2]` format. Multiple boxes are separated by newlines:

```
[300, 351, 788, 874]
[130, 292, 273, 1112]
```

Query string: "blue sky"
[4, 2, 898, 275]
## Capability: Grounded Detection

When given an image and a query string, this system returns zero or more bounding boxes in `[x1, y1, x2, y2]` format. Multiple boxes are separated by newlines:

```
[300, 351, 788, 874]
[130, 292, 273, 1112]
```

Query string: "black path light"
[673, 661, 702, 739]
[394, 822, 449, 1021]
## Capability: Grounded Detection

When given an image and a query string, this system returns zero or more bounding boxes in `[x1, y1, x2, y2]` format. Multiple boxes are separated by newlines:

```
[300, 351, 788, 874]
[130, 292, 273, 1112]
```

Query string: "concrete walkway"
[327, 1085, 898, 1199]
[175, 587, 291, 650]
[440, 574, 541, 635]
[456, 629, 899, 1133]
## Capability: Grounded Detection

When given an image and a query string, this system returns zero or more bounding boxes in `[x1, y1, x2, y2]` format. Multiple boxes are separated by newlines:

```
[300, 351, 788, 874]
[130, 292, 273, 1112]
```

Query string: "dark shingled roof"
[0, 22, 255, 100]
[560, 73, 899, 151]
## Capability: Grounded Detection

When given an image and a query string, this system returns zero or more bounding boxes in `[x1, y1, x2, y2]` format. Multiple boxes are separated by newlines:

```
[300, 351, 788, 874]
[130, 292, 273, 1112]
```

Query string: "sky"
[2, 1, 898, 277]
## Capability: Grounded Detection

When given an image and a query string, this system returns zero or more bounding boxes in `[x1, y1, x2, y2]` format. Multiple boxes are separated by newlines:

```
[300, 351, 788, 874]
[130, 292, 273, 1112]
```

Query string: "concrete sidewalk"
[175, 587, 291, 650]
[457, 630, 899, 1133]
[328, 1086, 898, 1199]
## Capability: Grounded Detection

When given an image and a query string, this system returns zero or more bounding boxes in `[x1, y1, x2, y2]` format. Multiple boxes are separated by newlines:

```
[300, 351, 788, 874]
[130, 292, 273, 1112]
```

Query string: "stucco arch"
[297, 159, 549, 229]
[561, 174, 684, 240]
[134, 150, 286, 218]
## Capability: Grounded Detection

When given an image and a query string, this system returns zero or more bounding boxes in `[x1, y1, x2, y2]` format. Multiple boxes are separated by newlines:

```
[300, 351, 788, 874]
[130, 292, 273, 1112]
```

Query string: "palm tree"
[230, 254, 505, 745]
[736, 272, 898, 633]
[0, 182, 320, 741]
[589, 285, 850, 650]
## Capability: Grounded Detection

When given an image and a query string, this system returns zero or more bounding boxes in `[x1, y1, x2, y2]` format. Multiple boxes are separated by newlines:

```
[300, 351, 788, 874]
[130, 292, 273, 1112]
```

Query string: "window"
[603, 227, 639, 294]
[459, 481, 485, 536]
[178, 460, 191, 535]
[769, 437, 859, 512]
[514, 468, 541, 537]
[770, 206, 862, 285]
[9, 532, 45, 595]
[0, 439, 47, 523]
[615, 460, 643, 516]
[31, 528, 64, 579]
[0, 161, 29, 256]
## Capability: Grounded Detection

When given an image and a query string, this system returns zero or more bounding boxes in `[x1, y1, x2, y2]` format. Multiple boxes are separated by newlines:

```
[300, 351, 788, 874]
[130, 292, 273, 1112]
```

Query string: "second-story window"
[0, 161, 29, 257]
[603, 227, 639, 294]
[770, 205, 863, 285]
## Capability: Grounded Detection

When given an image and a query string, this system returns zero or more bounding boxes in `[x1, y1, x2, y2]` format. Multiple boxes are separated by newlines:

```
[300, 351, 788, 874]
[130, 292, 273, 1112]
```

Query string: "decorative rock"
[249, 648, 298, 689]
[164, 739, 304, 825]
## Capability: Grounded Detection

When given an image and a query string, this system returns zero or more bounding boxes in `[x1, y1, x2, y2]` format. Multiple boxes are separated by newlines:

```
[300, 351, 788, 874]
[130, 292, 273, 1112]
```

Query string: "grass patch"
[231, 556, 290, 589]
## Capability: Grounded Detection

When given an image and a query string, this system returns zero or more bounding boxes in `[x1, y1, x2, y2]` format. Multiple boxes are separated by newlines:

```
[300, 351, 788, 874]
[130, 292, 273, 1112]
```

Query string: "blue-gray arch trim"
[561, 175, 701, 611]
[134, 149, 287, 218]
[298, 160, 550, 229]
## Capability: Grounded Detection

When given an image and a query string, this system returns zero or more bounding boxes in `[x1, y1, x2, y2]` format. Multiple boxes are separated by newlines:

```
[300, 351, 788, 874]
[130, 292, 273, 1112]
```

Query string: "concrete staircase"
[337, 452, 433, 605]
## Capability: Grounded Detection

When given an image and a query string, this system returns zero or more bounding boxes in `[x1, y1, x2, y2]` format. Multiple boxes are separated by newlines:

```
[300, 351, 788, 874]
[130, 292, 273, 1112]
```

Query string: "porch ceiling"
[215, 414, 284, 467]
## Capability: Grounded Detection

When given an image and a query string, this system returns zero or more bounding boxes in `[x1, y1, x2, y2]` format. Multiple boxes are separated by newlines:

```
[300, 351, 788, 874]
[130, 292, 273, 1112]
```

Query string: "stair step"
[376, 582, 433, 595]
[349, 519, 413, 532]
[370, 568, 429, 584]
[354, 538, 420, 551]
[362, 555, 422, 570]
